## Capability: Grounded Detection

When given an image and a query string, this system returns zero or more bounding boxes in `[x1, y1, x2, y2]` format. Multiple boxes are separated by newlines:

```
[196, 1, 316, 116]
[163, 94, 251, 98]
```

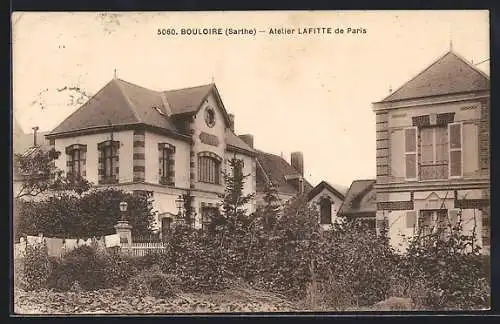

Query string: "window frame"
[198, 152, 222, 185]
[65, 144, 87, 179]
[319, 198, 333, 225]
[448, 122, 463, 179]
[98, 140, 120, 184]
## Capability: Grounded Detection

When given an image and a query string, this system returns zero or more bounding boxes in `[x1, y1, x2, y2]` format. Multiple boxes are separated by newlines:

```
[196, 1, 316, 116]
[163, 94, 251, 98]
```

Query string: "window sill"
[99, 178, 119, 185]
[198, 181, 222, 186]
[159, 178, 175, 186]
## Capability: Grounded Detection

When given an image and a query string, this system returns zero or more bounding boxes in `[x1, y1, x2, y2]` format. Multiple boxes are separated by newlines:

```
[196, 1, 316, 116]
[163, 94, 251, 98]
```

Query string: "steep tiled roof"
[378, 51, 490, 103]
[307, 180, 346, 202]
[338, 179, 376, 217]
[46, 79, 252, 154]
[225, 129, 256, 154]
[164, 84, 214, 114]
[256, 150, 313, 195]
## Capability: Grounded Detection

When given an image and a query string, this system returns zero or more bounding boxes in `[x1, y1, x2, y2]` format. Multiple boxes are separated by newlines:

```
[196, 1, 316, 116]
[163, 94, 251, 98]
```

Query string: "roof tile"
[380, 51, 490, 103]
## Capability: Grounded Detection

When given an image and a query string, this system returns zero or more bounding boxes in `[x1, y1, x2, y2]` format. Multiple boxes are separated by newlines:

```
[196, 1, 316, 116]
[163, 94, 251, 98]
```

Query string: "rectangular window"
[66, 145, 87, 179]
[418, 209, 448, 237]
[98, 141, 119, 184]
[103, 146, 115, 178]
[419, 126, 448, 180]
[404, 127, 418, 180]
[449, 122, 463, 178]
[160, 148, 170, 181]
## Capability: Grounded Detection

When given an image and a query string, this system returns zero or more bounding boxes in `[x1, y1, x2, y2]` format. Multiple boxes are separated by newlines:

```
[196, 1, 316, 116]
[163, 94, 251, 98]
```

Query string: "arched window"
[198, 152, 222, 184]
[319, 198, 332, 224]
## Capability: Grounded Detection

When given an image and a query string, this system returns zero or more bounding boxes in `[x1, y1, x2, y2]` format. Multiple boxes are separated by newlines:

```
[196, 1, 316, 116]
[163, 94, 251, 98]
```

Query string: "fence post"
[114, 220, 133, 249]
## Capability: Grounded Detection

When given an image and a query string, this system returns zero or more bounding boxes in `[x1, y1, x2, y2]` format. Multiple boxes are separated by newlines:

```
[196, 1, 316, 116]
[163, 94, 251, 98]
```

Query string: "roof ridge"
[164, 83, 214, 93]
[116, 78, 159, 93]
[378, 51, 452, 103]
[114, 79, 142, 123]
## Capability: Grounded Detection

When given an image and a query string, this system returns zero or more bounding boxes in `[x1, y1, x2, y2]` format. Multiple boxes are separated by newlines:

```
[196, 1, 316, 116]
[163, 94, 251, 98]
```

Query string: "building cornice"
[372, 91, 490, 112]
[375, 178, 490, 193]
[45, 123, 193, 143]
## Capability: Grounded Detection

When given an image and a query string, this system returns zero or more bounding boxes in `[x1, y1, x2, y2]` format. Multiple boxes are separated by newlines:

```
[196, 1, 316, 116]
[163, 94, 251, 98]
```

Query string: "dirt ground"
[13, 286, 301, 315]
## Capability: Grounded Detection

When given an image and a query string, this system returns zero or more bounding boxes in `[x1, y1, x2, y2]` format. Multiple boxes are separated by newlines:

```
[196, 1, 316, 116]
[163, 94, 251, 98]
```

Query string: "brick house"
[44, 78, 257, 234]
[372, 50, 490, 253]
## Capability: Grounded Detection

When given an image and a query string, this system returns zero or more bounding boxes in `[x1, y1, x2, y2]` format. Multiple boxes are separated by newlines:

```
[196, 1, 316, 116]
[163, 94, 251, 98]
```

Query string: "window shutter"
[449, 123, 463, 177]
[404, 127, 417, 179]
[405, 211, 417, 228]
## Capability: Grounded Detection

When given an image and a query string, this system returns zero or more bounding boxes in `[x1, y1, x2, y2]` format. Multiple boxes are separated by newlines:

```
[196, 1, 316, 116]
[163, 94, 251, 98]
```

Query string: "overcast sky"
[12, 11, 489, 189]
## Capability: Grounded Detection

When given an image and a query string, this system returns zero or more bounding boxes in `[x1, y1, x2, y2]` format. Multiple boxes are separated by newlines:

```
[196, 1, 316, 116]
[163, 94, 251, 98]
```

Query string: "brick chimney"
[238, 134, 254, 148]
[228, 113, 235, 132]
[290, 151, 304, 176]
[32, 126, 39, 146]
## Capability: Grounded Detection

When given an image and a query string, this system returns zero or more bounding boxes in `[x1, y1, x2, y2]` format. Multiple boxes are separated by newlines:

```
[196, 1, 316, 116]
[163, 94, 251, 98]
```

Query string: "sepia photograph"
[11, 10, 490, 314]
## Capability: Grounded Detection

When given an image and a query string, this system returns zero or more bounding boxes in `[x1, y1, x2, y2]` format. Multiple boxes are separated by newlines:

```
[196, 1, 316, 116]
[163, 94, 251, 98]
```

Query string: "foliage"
[21, 243, 50, 291]
[15, 188, 156, 239]
[218, 155, 255, 232]
[128, 265, 181, 298]
[394, 212, 490, 310]
[47, 246, 136, 291]
[14, 147, 91, 199]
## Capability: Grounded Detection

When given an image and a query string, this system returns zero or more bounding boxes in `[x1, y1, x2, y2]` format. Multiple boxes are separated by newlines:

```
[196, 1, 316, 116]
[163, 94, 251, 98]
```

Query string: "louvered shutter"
[404, 127, 418, 179]
[449, 123, 463, 177]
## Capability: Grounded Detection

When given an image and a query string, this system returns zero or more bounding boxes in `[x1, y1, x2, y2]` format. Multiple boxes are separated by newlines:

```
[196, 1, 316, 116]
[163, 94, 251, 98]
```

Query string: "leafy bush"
[22, 243, 50, 291]
[15, 188, 156, 240]
[128, 265, 181, 298]
[47, 246, 135, 291]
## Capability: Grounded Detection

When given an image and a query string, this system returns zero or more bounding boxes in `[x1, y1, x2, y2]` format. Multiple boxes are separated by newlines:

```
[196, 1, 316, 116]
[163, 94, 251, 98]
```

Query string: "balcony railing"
[419, 163, 448, 181]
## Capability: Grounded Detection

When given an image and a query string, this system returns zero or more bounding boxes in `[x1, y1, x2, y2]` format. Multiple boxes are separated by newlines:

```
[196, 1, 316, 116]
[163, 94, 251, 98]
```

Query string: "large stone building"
[44, 78, 257, 232]
[372, 50, 490, 253]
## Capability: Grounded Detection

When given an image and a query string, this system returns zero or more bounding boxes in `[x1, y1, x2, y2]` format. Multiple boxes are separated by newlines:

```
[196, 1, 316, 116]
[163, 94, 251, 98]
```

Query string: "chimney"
[228, 113, 235, 132]
[290, 151, 304, 176]
[238, 134, 254, 148]
[32, 126, 39, 146]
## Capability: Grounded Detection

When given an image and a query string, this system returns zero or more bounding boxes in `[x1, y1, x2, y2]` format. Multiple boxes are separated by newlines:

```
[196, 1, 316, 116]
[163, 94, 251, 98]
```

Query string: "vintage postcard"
[11, 10, 490, 315]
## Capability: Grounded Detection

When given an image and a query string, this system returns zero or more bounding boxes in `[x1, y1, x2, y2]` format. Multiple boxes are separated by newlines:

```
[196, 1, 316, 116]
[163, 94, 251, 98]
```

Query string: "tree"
[261, 181, 281, 231]
[14, 147, 91, 199]
[15, 188, 156, 239]
[218, 155, 255, 232]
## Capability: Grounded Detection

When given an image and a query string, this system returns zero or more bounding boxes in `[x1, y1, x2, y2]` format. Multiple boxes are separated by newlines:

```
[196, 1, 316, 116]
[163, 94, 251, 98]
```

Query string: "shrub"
[47, 245, 136, 291]
[128, 265, 181, 298]
[23, 242, 50, 291]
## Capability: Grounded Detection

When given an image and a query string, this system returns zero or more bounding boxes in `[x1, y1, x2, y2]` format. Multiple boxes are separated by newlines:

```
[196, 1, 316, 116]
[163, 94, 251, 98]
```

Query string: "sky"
[12, 11, 490, 190]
